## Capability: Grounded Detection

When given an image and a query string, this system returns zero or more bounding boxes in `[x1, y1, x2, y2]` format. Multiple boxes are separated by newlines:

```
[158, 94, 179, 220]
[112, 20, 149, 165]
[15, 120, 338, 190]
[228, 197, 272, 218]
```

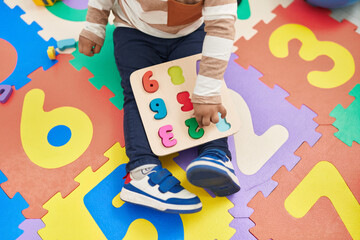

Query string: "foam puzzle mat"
[0, 0, 359, 239]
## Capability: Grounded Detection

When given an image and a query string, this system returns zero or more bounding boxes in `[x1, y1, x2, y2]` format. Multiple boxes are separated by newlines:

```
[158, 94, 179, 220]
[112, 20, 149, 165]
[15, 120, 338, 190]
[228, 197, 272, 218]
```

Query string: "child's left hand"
[193, 103, 227, 128]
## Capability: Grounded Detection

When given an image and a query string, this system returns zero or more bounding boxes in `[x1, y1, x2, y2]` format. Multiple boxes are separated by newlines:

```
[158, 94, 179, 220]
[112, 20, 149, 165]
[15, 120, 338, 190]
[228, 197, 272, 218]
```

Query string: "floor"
[0, 0, 359, 239]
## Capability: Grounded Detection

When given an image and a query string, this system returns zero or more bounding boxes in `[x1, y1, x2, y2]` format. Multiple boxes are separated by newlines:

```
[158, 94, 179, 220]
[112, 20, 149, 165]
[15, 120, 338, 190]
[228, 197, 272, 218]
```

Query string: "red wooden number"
[142, 70, 159, 93]
[177, 91, 193, 112]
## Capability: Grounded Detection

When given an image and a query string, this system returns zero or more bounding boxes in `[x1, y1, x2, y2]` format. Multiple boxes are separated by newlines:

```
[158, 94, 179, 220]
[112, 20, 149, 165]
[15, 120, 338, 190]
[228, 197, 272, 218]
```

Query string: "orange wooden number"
[142, 71, 159, 93]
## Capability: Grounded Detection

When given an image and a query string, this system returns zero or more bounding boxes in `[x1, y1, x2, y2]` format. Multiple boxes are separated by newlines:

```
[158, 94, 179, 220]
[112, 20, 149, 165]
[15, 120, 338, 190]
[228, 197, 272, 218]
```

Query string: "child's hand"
[193, 103, 227, 128]
[79, 36, 102, 57]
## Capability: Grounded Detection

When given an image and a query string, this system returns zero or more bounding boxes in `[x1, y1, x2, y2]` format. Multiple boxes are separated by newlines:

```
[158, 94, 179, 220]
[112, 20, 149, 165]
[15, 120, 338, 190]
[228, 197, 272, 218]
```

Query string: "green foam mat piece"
[330, 84, 360, 146]
[71, 24, 124, 110]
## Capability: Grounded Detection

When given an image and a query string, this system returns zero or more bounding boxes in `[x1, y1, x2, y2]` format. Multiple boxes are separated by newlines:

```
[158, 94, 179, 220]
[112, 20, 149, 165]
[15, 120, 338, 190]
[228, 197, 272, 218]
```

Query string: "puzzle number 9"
[150, 98, 167, 120]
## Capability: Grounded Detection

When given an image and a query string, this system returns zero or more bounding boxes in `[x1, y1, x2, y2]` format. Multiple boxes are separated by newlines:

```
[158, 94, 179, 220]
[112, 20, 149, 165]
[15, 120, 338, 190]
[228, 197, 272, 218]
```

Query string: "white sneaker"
[120, 165, 202, 214]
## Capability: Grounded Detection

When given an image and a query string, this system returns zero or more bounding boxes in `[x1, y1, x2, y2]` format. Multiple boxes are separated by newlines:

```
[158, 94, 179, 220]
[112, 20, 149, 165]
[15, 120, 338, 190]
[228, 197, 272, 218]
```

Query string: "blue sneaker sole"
[126, 201, 202, 214]
[187, 165, 240, 197]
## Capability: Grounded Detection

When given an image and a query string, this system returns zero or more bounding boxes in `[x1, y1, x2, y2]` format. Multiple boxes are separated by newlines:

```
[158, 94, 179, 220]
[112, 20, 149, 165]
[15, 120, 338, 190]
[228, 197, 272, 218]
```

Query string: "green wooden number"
[185, 118, 204, 139]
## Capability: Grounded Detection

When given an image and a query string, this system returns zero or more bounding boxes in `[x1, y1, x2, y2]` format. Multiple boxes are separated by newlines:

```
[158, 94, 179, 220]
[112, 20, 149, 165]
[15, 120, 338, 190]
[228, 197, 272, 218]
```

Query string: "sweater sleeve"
[192, 0, 237, 105]
[80, 0, 115, 46]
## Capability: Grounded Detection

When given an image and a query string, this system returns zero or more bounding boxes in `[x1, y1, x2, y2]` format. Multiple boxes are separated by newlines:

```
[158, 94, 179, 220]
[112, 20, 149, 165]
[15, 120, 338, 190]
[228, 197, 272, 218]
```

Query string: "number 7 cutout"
[285, 161, 360, 239]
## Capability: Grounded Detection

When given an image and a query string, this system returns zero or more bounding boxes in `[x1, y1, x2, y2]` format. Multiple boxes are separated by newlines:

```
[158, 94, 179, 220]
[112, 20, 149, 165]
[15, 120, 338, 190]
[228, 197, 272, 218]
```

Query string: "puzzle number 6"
[142, 71, 159, 93]
[269, 24, 355, 89]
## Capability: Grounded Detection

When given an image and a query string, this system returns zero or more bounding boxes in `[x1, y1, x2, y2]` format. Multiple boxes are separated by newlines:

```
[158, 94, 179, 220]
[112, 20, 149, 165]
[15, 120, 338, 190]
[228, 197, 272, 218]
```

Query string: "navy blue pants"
[113, 25, 231, 172]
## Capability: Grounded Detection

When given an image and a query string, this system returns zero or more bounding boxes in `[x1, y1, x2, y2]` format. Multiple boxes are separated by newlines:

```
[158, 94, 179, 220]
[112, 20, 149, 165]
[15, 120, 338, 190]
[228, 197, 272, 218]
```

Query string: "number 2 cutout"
[185, 118, 204, 139]
[177, 91, 193, 112]
[269, 24, 355, 89]
[158, 125, 177, 148]
[142, 71, 159, 93]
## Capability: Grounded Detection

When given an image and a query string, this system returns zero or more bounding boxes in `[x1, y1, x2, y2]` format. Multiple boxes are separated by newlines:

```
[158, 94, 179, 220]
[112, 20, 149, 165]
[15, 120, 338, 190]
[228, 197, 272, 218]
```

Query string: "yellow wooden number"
[285, 161, 360, 239]
[269, 24, 355, 89]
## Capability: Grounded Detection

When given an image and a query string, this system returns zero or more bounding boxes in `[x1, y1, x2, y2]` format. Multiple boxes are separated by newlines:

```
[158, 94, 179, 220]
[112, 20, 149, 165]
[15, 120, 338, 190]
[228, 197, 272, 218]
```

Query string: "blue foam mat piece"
[0, 170, 29, 240]
[84, 164, 184, 240]
[0, 0, 57, 89]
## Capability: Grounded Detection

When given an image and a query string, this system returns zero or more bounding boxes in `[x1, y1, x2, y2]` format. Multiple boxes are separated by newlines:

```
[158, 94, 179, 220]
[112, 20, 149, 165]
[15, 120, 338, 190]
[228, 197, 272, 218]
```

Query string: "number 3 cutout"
[269, 24, 355, 89]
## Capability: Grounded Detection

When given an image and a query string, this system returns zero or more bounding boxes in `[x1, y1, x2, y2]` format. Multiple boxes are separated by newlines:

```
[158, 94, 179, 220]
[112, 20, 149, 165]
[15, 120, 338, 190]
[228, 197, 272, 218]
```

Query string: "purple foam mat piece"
[224, 54, 321, 215]
[63, 0, 89, 10]
[228, 134, 279, 217]
[17, 219, 45, 240]
[229, 218, 257, 240]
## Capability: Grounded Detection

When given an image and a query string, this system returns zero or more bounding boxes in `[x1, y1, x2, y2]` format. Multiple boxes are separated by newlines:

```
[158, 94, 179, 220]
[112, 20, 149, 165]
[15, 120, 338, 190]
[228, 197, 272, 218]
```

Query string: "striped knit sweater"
[80, 0, 237, 104]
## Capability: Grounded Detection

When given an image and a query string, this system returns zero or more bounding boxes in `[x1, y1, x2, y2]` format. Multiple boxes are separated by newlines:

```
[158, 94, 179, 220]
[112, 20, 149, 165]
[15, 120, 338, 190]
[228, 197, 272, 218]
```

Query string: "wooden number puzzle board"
[130, 54, 240, 156]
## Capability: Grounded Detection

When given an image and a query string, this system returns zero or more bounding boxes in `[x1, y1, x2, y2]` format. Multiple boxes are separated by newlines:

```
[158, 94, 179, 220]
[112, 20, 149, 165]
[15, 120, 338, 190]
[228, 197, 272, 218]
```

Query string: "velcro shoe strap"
[159, 176, 181, 193]
[150, 169, 172, 185]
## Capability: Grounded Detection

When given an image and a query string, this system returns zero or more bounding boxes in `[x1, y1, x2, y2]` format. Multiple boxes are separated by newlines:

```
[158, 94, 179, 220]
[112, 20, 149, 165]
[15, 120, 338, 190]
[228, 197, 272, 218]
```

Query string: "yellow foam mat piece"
[39, 142, 126, 239]
[285, 161, 360, 240]
[40, 142, 235, 239]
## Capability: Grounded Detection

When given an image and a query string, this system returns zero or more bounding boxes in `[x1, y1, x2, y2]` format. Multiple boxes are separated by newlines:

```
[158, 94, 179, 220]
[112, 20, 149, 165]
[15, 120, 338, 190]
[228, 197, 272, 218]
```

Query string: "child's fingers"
[211, 111, 220, 124]
[195, 115, 203, 128]
[202, 116, 211, 127]
[93, 44, 102, 54]
[219, 105, 227, 119]
[79, 36, 95, 56]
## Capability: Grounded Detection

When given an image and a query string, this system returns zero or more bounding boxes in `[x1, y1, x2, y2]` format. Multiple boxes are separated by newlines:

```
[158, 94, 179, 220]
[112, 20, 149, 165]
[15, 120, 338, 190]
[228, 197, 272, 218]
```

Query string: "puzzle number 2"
[269, 24, 355, 89]
[185, 118, 204, 139]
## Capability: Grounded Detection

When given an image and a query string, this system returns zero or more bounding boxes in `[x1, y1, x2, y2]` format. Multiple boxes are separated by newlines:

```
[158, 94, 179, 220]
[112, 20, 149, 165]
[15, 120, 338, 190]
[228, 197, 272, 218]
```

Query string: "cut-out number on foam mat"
[269, 24, 355, 89]
[20, 89, 93, 169]
[285, 161, 360, 239]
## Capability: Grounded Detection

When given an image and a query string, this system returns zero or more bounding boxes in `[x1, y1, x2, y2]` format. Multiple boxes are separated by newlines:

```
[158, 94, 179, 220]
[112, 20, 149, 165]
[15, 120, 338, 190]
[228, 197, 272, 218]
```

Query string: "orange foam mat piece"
[0, 54, 124, 218]
[0, 38, 17, 82]
[248, 125, 360, 239]
[234, 0, 360, 124]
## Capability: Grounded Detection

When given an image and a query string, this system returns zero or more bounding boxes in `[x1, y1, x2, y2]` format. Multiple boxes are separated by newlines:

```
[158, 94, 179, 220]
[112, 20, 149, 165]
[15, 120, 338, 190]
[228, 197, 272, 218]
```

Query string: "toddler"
[79, 0, 240, 214]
